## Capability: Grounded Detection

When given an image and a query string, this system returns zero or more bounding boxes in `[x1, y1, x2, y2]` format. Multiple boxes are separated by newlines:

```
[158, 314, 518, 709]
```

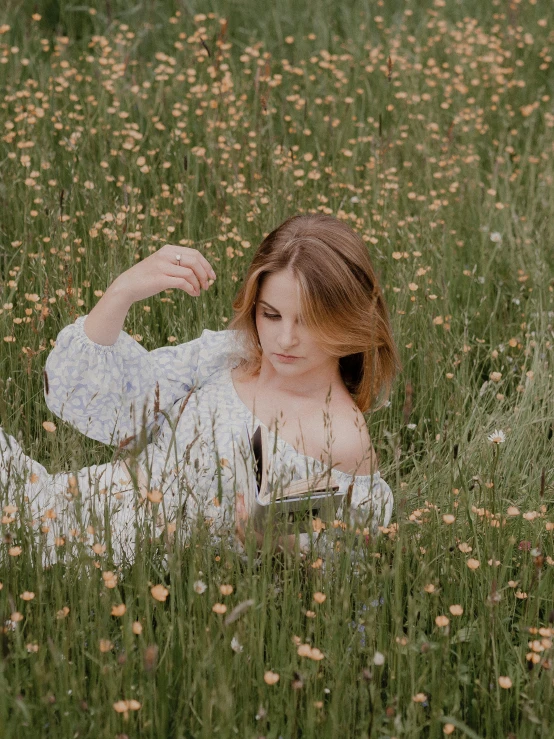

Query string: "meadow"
[1, 0, 554, 736]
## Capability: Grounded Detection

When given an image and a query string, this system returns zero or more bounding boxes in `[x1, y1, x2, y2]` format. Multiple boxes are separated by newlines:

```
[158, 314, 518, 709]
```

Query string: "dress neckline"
[224, 364, 379, 482]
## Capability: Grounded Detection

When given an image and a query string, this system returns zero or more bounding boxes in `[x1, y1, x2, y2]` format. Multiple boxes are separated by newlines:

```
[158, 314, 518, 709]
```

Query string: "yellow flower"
[264, 671, 280, 685]
[150, 584, 169, 602]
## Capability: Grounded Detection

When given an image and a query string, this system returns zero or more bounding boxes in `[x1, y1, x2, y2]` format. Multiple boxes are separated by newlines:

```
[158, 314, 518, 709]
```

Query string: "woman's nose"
[278, 325, 299, 348]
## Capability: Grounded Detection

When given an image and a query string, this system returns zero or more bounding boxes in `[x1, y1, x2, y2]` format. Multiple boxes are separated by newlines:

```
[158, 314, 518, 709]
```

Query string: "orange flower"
[264, 671, 280, 685]
[111, 604, 126, 617]
[150, 584, 169, 602]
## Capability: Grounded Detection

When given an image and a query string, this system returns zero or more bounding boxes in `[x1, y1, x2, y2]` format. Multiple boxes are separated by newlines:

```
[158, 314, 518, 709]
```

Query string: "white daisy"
[231, 635, 244, 653]
[487, 429, 506, 444]
[193, 579, 207, 594]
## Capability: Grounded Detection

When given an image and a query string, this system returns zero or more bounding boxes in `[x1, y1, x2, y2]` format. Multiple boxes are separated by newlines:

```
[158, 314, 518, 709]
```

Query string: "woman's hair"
[227, 213, 402, 414]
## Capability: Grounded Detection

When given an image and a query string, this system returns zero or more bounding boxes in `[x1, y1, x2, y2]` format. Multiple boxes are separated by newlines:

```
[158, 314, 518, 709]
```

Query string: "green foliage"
[0, 0, 554, 736]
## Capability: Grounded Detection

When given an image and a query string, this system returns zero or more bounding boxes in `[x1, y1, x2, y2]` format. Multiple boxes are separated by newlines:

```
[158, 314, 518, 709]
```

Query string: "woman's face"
[255, 268, 339, 380]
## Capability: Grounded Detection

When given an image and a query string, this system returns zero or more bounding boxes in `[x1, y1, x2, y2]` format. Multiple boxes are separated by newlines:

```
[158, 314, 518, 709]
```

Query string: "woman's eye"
[263, 312, 280, 320]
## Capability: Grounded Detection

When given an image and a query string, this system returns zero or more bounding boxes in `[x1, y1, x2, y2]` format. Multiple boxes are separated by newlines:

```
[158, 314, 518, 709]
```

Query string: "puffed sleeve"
[43, 315, 241, 447]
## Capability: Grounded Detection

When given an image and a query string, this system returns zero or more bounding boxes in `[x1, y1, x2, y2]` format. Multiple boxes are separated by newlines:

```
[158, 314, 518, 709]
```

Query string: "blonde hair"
[227, 213, 402, 414]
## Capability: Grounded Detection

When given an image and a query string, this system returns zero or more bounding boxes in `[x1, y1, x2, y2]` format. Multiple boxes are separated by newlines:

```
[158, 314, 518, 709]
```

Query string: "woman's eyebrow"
[259, 300, 280, 312]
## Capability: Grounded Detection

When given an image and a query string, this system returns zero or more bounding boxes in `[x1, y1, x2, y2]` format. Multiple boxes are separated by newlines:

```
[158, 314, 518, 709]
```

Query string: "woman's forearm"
[83, 279, 134, 346]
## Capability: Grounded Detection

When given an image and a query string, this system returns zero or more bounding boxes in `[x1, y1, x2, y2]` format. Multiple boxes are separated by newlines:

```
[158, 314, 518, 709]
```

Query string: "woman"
[0, 213, 402, 566]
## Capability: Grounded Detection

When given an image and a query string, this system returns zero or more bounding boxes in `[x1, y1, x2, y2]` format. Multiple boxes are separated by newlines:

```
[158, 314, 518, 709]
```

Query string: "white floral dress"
[0, 315, 393, 565]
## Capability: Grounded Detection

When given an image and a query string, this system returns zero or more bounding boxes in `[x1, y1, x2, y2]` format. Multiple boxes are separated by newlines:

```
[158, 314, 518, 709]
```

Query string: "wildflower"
[412, 693, 427, 703]
[498, 676, 512, 689]
[8, 546, 22, 557]
[449, 604, 463, 616]
[467, 558, 480, 570]
[42, 421, 56, 433]
[111, 604, 126, 617]
[20, 591, 35, 601]
[424, 584, 436, 593]
[194, 579, 207, 594]
[313, 592, 326, 604]
[102, 571, 118, 588]
[132, 621, 143, 635]
[263, 671, 280, 685]
[297, 643, 325, 660]
[11, 612, 24, 623]
[99, 639, 113, 653]
[490, 232, 502, 243]
[373, 651, 385, 665]
[212, 603, 227, 614]
[444, 724, 455, 735]
[56, 606, 70, 619]
[435, 615, 450, 627]
[219, 584, 233, 596]
[230, 635, 243, 653]
[442, 514, 455, 525]
[489, 372, 503, 383]
[487, 429, 506, 444]
[150, 584, 169, 602]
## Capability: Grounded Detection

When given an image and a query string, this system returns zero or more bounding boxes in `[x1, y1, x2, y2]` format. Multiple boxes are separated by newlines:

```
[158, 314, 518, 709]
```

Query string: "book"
[242, 422, 346, 536]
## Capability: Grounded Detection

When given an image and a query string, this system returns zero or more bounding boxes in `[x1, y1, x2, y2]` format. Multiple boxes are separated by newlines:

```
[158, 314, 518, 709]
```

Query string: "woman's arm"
[83, 278, 134, 346]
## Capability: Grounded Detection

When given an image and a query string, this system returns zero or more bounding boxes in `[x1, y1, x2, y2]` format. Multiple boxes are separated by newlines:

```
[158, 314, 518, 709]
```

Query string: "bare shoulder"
[329, 403, 379, 476]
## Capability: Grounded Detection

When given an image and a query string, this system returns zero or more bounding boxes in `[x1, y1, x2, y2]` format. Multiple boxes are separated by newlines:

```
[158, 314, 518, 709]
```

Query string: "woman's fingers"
[163, 244, 216, 289]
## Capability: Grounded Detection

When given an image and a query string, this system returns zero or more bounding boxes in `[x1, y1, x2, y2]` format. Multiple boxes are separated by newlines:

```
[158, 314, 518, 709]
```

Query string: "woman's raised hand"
[113, 244, 217, 304]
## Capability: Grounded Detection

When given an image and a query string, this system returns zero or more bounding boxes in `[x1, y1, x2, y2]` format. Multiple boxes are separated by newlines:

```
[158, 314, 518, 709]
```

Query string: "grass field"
[1, 0, 554, 736]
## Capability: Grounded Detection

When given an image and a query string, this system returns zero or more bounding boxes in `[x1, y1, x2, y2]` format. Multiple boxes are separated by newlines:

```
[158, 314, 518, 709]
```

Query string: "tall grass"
[0, 0, 553, 736]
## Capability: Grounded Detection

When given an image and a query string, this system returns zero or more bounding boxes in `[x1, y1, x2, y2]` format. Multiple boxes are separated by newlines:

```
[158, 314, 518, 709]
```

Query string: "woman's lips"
[275, 353, 300, 360]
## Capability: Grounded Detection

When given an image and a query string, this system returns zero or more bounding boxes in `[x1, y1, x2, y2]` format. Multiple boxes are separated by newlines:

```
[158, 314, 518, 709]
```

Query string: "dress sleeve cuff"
[71, 314, 129, 355]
